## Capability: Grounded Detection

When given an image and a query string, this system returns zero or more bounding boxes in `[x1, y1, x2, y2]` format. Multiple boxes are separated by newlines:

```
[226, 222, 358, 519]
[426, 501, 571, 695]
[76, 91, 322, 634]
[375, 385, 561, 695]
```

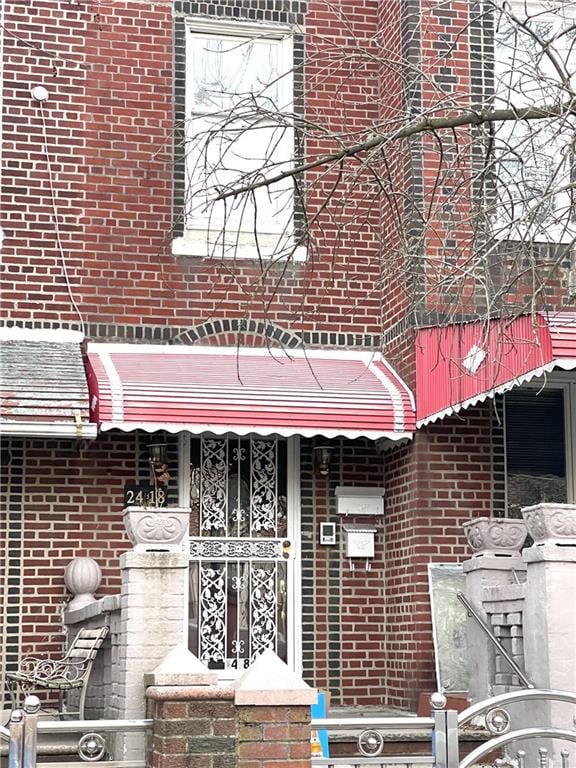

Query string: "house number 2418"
[124, 484, 166, 508]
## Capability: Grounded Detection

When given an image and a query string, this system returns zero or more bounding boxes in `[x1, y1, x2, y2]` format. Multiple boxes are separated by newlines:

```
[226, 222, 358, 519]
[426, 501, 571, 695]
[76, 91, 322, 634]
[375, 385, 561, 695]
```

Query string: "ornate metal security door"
[188, 435, 292, 672]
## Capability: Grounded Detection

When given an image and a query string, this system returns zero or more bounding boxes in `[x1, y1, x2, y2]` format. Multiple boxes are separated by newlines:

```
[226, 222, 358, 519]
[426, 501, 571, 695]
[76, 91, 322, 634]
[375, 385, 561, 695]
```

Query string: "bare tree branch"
[213, 101, 576, 201]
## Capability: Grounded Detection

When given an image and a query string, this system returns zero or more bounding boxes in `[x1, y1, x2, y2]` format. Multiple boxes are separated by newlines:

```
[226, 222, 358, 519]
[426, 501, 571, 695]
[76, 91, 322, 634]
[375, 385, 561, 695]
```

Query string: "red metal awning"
[416, 312, 576, 426]
[86, 345, 415, 441]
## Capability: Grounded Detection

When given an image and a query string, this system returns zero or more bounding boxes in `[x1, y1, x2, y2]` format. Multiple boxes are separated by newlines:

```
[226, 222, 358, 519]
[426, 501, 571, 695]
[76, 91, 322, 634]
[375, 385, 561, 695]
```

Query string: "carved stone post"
[114, 506, 190, 760]
[462, 517, 527, 701]
[522, 503, 576, 761]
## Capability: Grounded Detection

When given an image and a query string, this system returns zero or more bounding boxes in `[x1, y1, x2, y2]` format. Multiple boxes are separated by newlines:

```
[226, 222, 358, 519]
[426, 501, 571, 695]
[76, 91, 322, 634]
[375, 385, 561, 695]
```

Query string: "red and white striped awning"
[86, 345, 415, 441]
[416, 312, 576, 426]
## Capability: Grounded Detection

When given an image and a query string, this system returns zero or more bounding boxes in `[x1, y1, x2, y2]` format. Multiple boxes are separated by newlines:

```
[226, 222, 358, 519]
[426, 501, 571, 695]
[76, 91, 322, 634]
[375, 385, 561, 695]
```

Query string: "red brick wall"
[0, 0, 520, 710]
[377, 0, 420, 339]
[419, 1, 476, 318]
[2, 0, 570, 333]
[1, 0, 388, 339]
[146, 686, 311, 768]
[338, 441, 388, 705]
[15, 436, 133, 657]
[415, 0, 572, 319]
[302, 439, 388, 705]
[384, 404, 494, 709]
[2, 417, 495, 710]
[0, 442, 18, 702]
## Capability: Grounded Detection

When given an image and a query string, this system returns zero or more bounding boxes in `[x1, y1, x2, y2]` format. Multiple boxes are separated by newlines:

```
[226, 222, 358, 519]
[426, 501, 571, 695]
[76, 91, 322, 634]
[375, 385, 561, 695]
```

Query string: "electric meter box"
[335, 486, 385, 516]
[343, 524, 377, 558]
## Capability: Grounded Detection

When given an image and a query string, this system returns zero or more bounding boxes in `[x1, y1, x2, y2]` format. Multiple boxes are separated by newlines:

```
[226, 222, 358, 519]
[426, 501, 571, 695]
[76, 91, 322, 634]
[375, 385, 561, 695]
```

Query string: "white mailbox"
[343, 524, 377, 558]
[335, 486, 385, 516]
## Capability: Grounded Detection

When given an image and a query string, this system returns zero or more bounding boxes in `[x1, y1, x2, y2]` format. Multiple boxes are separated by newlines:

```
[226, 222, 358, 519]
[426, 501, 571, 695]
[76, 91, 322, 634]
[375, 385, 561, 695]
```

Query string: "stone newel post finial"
[64, 557, 102, 611]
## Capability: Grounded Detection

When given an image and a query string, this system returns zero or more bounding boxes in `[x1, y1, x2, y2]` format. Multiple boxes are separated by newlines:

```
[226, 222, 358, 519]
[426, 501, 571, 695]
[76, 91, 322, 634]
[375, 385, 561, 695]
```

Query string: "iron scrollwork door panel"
[188, 435, 290, 672]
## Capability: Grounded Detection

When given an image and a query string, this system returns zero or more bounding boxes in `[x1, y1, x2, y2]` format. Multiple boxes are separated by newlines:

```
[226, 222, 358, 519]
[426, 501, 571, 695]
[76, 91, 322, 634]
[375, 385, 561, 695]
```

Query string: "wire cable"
[38, 100, 85, 335]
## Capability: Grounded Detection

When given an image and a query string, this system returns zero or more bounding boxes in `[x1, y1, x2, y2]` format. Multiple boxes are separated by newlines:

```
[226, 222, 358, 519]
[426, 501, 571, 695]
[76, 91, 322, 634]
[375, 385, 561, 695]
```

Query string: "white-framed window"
[173, 20, 305, 261]
[504, 377, 575, 515]
[493, 1, 576, 242]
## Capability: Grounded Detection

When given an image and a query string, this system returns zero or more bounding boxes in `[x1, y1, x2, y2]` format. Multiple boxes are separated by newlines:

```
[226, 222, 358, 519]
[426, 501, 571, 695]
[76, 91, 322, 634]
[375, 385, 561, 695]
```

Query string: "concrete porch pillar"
[462, 517, 527, 701]
[522, 503, 576, 763]
[115, 550, 188, 759]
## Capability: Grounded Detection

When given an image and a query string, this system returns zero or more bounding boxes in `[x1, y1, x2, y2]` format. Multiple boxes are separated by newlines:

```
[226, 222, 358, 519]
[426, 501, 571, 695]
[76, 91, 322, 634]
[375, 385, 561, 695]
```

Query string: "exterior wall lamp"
[149, 442, 170, 486]
[149, 442, 167, 464]
[314, 446, 332, 476]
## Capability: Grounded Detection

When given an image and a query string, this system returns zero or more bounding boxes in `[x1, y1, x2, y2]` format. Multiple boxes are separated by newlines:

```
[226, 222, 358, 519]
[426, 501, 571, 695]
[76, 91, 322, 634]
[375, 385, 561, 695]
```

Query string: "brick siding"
[2, 0, 386, 340]
[147, 687, 311, 768]
[384, 404, 495, 708]
[0, 434, 134, 707]
[2, 0, 568, 711]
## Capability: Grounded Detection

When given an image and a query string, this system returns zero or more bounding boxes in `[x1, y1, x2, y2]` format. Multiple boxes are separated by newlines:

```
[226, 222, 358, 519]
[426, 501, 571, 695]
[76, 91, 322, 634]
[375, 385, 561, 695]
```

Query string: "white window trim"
[504, 373, 576, 510]
[173, 18, 306, 262]
[493, 0, 576, 244]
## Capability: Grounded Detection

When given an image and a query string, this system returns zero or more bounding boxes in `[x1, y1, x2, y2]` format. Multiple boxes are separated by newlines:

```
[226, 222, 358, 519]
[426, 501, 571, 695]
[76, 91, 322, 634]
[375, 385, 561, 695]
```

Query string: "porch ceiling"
[86, 344, 416, 441]
[416, 311, 576, 427]
[0, 327, 97, 439]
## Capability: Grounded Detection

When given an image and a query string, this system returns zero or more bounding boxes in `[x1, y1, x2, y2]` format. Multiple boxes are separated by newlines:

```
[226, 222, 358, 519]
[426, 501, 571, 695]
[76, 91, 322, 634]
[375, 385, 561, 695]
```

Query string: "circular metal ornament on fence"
[485, 707, 511, 734]
[78, 732, 107, 762]
[358, 729, 385, 756]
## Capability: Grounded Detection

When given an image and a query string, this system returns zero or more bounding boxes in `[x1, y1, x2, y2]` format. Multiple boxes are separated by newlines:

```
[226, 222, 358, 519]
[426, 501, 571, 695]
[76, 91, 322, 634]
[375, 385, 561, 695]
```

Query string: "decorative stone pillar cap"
[234, 649, 317, 705]
[144, 645, 217, 687]
[463, 517, 527, 556]
[123, 506, 191, 552]
[522, 503, 576, 546]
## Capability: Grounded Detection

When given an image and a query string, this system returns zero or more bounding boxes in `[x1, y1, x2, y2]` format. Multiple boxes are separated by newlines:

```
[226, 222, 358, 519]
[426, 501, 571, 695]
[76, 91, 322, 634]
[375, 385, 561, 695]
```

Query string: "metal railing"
[7, 696, 152, 768]
[311, 710, 437, 768]
[312, 689, 576, 768]
[457, 689, 576, 768]
[7, 689, 575, 768]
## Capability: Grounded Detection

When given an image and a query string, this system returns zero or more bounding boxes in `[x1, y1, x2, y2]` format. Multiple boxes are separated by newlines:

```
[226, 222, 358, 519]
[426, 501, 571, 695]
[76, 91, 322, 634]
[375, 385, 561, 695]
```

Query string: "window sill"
[491, 223, 576, 245]
[172, 231, 307, 262]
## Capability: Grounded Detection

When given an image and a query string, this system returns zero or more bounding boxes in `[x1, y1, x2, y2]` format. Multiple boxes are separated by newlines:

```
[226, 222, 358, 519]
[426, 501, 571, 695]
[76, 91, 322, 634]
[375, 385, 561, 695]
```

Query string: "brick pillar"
[116, 551, 188, 759]
[146, 650, 316, 768]
[238, 705, 311, 768]
[147, 687, 237, 768]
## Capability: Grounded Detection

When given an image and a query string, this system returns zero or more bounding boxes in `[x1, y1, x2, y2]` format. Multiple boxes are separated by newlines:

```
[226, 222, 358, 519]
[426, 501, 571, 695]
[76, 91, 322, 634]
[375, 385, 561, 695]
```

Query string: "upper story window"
[173, 21, 304, 261]
[493, 1, 576, 241]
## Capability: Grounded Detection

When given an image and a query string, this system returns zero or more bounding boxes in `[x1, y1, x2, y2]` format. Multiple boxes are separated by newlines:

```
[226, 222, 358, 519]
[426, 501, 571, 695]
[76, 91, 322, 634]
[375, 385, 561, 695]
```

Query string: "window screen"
[505, 388, 567, 515]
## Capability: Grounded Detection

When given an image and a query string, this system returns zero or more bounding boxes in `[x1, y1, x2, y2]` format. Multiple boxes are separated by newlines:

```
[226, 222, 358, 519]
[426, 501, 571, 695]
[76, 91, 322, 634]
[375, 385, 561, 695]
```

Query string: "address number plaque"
[123, 483, 167, 508]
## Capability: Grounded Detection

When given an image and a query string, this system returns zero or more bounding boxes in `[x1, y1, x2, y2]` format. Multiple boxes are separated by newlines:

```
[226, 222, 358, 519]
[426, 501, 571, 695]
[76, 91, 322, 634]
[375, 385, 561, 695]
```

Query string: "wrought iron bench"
[7, 626, 109, 719]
